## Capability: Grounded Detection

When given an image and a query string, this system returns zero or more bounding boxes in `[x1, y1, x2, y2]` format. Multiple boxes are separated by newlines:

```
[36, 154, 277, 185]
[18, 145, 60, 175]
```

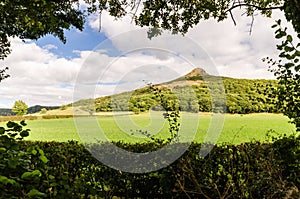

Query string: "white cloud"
[43, 44, 58, 50]
[88, 9, 297, 79]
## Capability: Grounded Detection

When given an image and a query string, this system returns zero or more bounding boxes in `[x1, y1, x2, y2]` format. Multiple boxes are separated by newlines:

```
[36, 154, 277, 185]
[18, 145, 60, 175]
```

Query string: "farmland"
[1, 112, 295, 144]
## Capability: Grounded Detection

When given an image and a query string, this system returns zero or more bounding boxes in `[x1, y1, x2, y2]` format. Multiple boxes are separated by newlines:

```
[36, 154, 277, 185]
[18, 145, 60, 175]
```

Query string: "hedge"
[1, 121, 299, 198]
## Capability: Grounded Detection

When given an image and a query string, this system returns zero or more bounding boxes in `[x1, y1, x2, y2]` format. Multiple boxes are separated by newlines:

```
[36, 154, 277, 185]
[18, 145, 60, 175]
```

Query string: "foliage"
[264, 20, 300, 131]
[60, 104, 68, 111]
[92, 77, 278, 114]
[1, 0, 299, 61]
[0, 67, 9, 82]
[1, 120, 299, 198]
[41, 115, 73, 119]
[148, 83, 181, 142]
[0, 121, 48, 198]
[81, 0, 296, 37]
[0, 116, 38, 123]
[0, 0, 85, 60]
[3, 133, 298, 198]
[283, 0, 300, 35]
[135, 0, 284, 37]
[12, 100, 28, 116]
[27, 105, 60, 114]
[0, 105, 60, 116]
[0, 108, 14, 116]
[40, 108, 47, 114]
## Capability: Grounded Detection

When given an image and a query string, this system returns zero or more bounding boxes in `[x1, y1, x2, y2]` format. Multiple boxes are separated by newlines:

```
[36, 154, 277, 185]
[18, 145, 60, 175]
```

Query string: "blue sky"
[0, 9, 297, 108]
[34, 25, 107, 59]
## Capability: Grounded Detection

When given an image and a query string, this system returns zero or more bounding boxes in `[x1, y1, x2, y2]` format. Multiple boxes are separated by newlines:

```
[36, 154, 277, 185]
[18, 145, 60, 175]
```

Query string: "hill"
[73, 68, 278, 114]
[0, 105, 60, 116]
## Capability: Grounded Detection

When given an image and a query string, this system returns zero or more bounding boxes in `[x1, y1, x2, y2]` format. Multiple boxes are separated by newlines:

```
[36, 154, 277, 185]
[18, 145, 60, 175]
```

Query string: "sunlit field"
[1, 112, 295, 144]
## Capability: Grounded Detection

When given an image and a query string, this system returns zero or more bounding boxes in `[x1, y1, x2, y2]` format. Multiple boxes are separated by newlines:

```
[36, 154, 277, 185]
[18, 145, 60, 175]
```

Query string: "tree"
[12, 100, 28, 116]
[40, 108, 47, 114]
[264, 19, 300, 131]
[0, 0, 299, 81]
[134, 0, 300, 37]
[1, 0, 299, 62]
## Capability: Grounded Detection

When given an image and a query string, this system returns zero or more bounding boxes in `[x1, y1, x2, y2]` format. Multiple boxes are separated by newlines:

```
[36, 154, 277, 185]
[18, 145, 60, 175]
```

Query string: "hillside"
[0, 105, 60, 116]
[73, 68, 278, 114]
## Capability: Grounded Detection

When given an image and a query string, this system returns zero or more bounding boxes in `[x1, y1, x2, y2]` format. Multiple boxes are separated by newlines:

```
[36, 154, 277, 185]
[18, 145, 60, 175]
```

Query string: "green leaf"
[38, 149, 44, 156]
[0, 147, 6, 152]
[20, 120, 27, 126]
[271, 24, 277, 28]
[31, 169, 42, 177]
[20, 130, 30, 138]
[21, 172, 32, 180]
[8, 159, 18, 169]
[286, 35, 293, 42]
[27, 189, 46, 198]
[48, 175, 55, 180]
[275, 33, 283, 39]
[21, 170, 42, 180]
[284, 63, 295, 68]
[31, 149, 37, 155]
[39, 155, 49, 164]
[276, 19, 281, 25]
[6, 121, 15, 128]
[0, 175, 16, 185]
[0, 127, 5, 135]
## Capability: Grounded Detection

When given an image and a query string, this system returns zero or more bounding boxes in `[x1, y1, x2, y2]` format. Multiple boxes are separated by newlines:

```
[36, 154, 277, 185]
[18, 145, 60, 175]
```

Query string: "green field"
[1, 112, 296, 144]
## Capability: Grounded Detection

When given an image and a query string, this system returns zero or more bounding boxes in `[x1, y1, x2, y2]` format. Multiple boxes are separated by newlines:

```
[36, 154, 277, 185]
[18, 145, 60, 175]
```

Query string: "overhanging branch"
[226, 3, 284, 12]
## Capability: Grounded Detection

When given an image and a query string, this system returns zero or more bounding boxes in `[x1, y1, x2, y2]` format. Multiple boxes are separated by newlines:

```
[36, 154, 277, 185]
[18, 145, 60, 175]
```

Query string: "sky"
[0, 8, 297, 108]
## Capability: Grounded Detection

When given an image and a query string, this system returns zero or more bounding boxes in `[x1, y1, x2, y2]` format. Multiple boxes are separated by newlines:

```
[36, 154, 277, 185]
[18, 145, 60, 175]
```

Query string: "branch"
[229, 10, 237, 26]
[226, 3, 284, 12]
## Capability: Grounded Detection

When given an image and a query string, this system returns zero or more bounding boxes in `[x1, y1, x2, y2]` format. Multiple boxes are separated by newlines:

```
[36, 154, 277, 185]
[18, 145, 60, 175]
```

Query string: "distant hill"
[0, 108, 14, 116]
[0, 105, 60, 116]
[27, 105, 60, 114]
[73, 68, 279, 114]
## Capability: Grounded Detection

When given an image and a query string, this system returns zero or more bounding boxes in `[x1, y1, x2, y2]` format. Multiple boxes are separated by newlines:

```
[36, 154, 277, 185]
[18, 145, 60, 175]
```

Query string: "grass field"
[1, 112, 296, 144]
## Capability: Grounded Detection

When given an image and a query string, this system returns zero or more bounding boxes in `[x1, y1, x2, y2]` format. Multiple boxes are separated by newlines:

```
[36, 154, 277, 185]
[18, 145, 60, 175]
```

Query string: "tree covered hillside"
[79, 74, 278, 114]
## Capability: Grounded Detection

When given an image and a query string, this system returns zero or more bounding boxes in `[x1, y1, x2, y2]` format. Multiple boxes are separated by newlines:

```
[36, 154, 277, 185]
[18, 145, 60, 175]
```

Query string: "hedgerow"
[1, 121, 299, 198]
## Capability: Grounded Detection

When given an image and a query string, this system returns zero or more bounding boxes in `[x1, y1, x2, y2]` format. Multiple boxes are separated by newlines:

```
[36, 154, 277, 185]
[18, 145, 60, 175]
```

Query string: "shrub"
[1, 121, 300, 198]
[17, 136, 300, 198]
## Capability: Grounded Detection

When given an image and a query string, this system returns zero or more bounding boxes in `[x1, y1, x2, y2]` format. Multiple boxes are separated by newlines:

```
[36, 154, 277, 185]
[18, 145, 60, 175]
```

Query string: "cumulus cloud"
[0, 38, 81, 107]
[0, 38, 195, 108]
[89, 9, 296, 79]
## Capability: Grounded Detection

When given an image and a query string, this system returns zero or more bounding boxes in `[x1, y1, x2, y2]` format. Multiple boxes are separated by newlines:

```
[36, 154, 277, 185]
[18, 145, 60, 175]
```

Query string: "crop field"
[1, 112, 296, 144]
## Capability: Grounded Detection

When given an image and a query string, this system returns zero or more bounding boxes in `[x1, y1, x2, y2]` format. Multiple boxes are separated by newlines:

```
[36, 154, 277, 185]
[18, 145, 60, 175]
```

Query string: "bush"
[16, 136, 300, 198]
[0, 121, 48, 198]
[1, 121, 300, 198]
[41, 115, 73, 119]
[0, 115, 38, 122]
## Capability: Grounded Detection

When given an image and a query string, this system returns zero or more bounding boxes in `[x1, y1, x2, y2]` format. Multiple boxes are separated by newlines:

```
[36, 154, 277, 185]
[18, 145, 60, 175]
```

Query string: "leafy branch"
[263, 19, 300, 131]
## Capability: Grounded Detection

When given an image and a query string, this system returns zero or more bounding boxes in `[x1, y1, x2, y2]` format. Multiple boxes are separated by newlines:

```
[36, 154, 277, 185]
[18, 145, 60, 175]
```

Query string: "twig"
[98, 9, 103, 32]
[131, 0, 142, 23]
[248, 13, 255, 35]
[229, 10, 236, 26]
[226, 3, 283, 13]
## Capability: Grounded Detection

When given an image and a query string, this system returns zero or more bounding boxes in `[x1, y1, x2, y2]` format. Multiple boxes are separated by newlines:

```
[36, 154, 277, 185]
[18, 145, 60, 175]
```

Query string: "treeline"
[0, 105, 60, 116]
[84, 77, 278, 114]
